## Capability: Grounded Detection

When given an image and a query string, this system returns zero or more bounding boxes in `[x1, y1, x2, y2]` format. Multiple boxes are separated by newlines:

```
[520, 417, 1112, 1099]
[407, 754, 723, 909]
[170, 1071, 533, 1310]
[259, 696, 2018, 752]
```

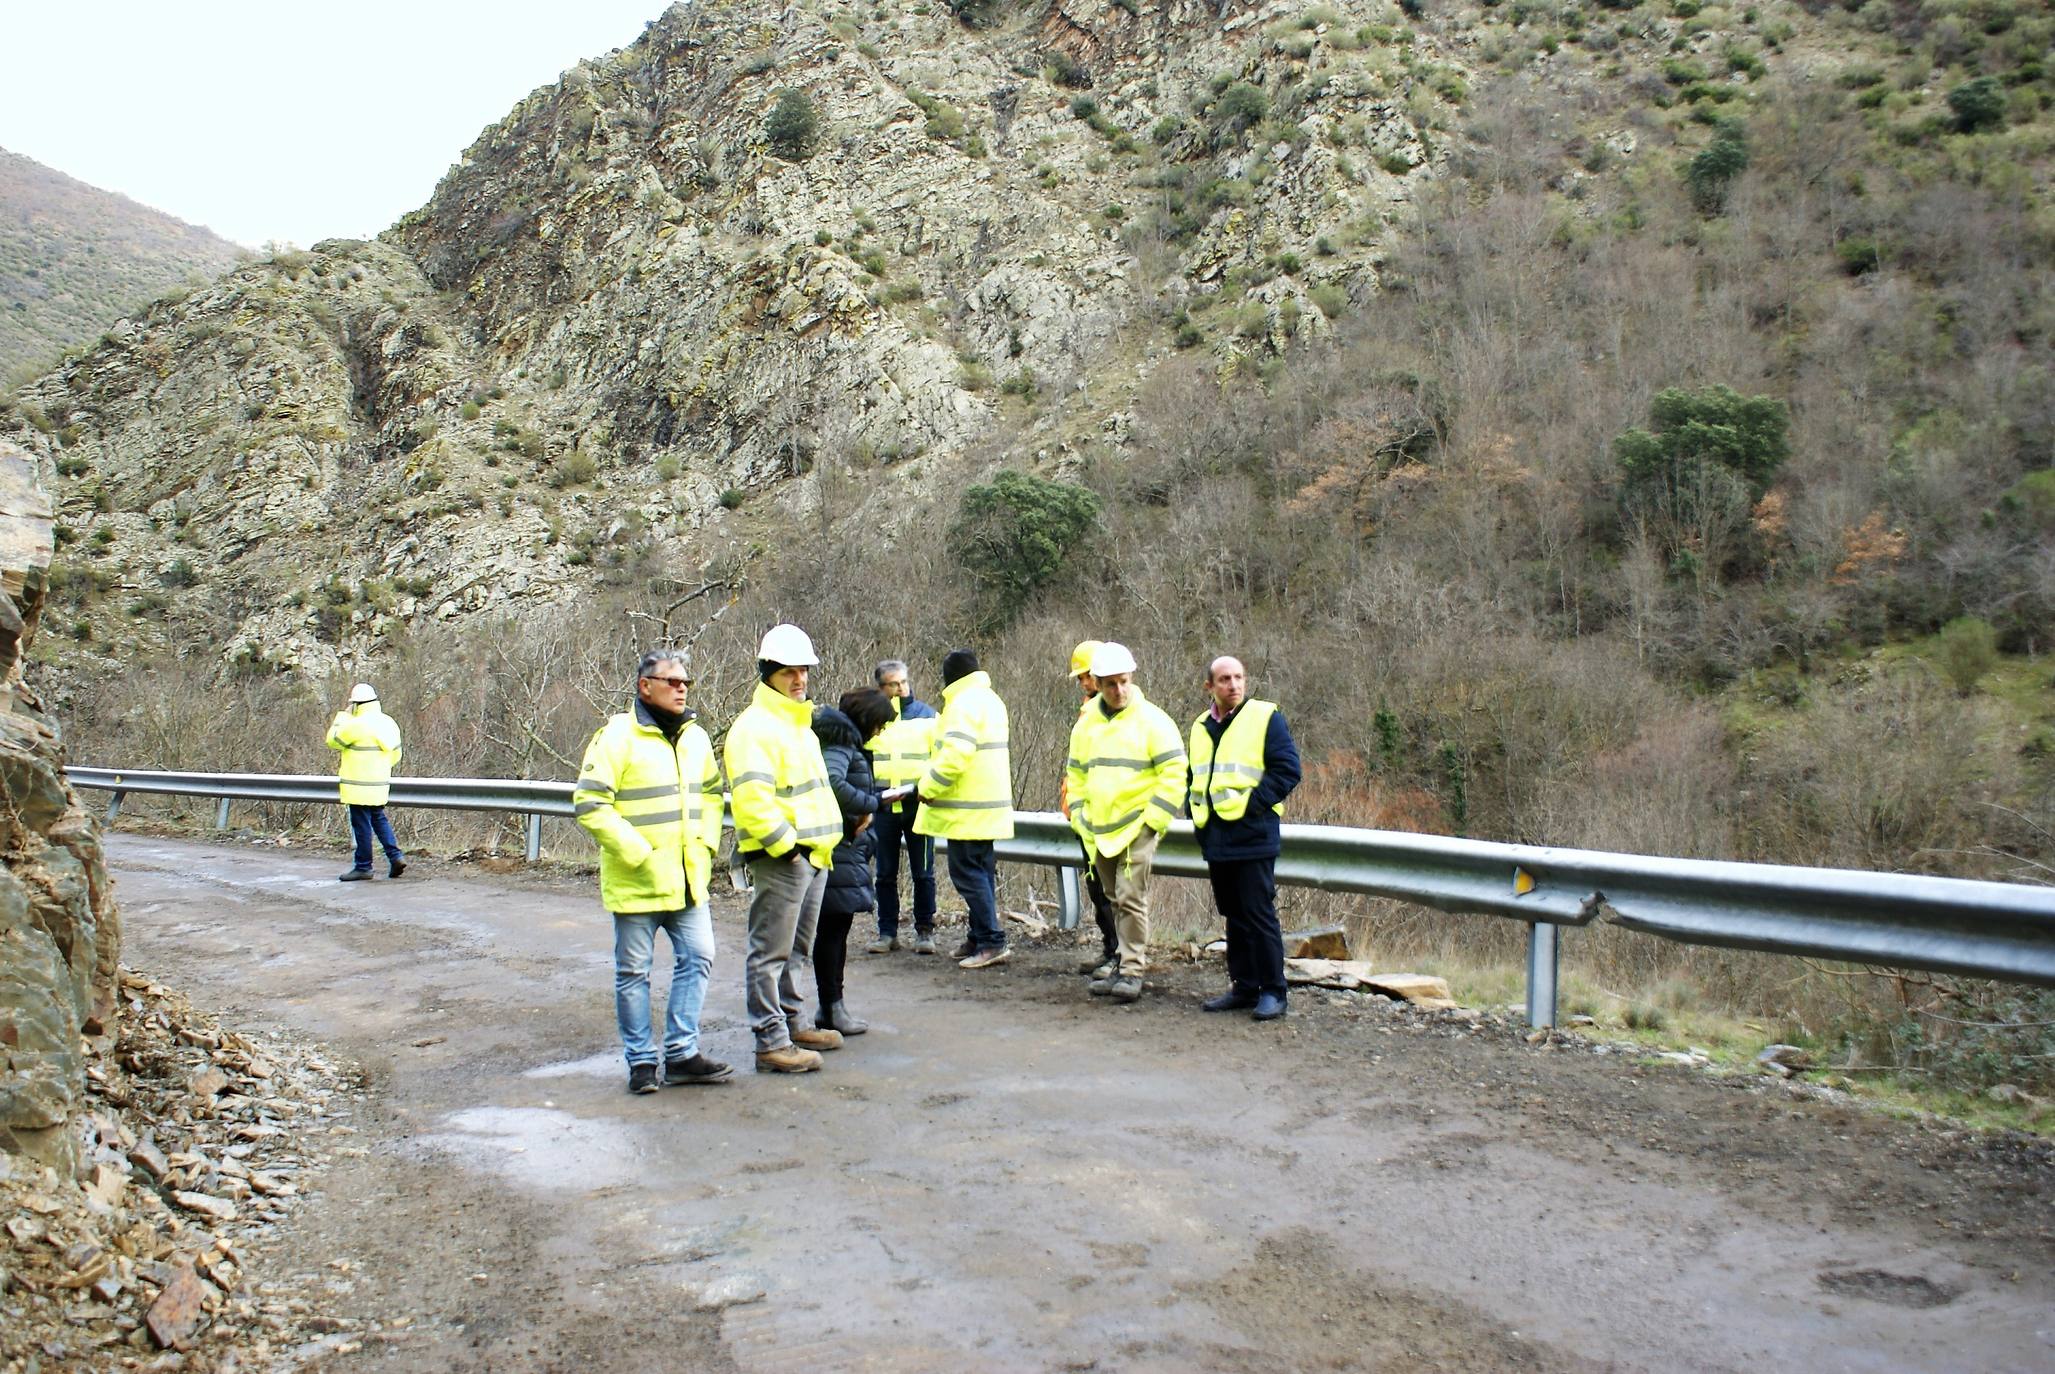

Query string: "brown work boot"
[754, 1044, 822, 1073]
[792, 1025, 844, 1051]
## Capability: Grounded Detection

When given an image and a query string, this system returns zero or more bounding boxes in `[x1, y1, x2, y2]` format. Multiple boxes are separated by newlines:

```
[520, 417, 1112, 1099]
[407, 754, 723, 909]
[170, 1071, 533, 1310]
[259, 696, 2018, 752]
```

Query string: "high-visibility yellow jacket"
[573, 704, 725, 912]
[724, 681, 839, 869]
[1188, 699, 1280, 827]
[1066, 687, 1188, 857]
[914, 671, 1014, 841]
[325, 704, 402, 807]
[1058, 692, 1095, 839]
[869, 696, 938, 816]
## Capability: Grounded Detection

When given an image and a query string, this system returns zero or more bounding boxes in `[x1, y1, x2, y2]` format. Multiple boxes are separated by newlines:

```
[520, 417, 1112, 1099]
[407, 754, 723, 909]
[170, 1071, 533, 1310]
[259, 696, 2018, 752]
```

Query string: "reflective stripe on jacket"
[913, 671, 1014, 841]
[325, 704, 402, 807]
[870, 696, 938, 813]
[573, 703, 724, 912]
[1065, 687, 1188, 858]
[1188, 700, 1279, 827]
[724, 680, 840, 868]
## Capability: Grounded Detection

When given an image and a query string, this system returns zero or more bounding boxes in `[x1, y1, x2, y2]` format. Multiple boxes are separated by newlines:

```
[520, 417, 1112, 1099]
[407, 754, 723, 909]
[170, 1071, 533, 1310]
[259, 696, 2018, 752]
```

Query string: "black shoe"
[388, 860, 407, 879]
[1252, 992, 1288, 1021]
[338, 870, 372, 882]
[951, 939, 976, 960]
[628, 1063, 661, 1094]
[664, 1053, 733, 1085]
[1202, 989, 1259, 1012]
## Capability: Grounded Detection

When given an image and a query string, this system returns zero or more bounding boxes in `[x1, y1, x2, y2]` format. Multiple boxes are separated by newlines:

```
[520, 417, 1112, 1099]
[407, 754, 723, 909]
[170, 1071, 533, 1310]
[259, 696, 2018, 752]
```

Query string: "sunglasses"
[644, 676, 692, 689]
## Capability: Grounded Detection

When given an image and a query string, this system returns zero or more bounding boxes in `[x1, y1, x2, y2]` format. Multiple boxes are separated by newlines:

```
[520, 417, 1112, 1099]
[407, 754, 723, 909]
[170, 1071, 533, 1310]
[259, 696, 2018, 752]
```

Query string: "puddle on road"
[408, 1107, 644, 1192]
[524, 1052, 619, 1080]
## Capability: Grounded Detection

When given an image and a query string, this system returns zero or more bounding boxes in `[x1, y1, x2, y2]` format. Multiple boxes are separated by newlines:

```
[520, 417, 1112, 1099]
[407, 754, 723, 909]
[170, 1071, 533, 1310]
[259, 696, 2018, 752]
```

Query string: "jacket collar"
[632, 697, 697, 732]
[752, 678, 816, 727]
[941, 670, 991, 704]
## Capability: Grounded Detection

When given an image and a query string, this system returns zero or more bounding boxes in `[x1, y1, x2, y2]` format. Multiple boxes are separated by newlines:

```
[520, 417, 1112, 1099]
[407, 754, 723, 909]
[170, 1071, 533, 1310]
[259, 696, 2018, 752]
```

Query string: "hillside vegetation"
[4, 0, 2050, 1101]
[0, 148, 245, 388]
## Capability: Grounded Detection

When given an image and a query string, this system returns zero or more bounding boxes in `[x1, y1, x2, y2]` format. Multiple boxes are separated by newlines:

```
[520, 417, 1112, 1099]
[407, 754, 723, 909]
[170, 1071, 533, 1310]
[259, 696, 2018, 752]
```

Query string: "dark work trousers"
[872, 804, 936, 938]
[946, 839, 1005, 952]
[1210, 857, 1285, 997]
[1077, 833, 1117, 959]
[347, 804, 403, 872]
[813, 909, 856, 1013]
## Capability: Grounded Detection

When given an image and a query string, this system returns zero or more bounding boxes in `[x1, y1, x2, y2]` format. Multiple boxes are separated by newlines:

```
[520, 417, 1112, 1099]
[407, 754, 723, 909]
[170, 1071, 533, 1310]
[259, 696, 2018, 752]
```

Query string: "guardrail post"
[214, 797, 231, 830]
[1058, 866, 1080, 932]
[1525, 921, 1559, 1029]
[106, 790, 126, 822]
[525, 814, 542, 864]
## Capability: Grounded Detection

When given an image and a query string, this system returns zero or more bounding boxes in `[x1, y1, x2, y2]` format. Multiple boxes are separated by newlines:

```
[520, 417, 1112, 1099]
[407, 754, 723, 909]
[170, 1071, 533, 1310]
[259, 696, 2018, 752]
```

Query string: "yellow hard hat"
[1068, 640, 1103, 678]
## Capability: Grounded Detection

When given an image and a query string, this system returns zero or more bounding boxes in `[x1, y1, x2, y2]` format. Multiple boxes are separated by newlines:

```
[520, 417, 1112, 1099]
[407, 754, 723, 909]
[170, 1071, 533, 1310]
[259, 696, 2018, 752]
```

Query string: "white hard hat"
[1088, 642, 1137, 677]
[757, 623, 819, 667]
[348, 682, 378, 703]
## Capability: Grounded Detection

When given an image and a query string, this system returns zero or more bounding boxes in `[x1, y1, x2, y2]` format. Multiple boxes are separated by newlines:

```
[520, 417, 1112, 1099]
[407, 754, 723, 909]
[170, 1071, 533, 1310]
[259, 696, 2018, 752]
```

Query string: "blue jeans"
[873, 804, 935, 938]
[613, 905, 715, 1067]
[347, 805, 402, 872]
[946, 840, 1003, 952]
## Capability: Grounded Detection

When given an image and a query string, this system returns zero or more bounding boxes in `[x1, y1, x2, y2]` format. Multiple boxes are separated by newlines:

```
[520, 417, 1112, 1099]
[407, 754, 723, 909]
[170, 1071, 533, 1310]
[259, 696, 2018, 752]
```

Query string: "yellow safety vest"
[724, 681, 840, 868]
[1065, 686, 1188, 857]
[325, 705, 402, 807]
[1188, 700, 1279, 828]
[870, 698, 937, 814]
[914, 671, 1014, 841]
[573, 708, 725, 912]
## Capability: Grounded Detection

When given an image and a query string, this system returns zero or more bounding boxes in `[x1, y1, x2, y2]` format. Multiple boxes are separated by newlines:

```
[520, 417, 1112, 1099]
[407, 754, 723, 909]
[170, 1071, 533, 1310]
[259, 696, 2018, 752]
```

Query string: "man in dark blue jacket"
[1187, 656, 1302, 1021]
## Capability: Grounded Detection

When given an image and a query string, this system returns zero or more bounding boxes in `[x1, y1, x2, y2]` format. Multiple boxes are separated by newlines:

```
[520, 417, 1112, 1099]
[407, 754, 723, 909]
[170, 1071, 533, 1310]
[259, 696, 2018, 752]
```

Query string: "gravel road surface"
[109, 833, 2055, 1372]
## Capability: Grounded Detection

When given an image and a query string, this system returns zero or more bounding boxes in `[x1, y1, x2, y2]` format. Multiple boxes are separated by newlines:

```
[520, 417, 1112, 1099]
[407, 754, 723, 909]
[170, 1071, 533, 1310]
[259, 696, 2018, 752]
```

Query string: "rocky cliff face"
[0, 435, 118, 1169]
[0, 0, 1460, 682]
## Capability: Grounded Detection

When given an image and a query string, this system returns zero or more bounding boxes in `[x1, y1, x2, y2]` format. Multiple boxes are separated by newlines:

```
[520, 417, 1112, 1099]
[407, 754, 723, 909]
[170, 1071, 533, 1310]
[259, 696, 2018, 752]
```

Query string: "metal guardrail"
[64, 767, 2055, 1026]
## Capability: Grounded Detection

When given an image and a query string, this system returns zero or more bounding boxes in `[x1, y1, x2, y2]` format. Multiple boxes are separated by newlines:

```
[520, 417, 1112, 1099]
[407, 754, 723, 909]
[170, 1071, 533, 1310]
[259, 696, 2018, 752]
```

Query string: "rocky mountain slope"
[0, 0, 1478, 680]
[0, 148, 245, 388]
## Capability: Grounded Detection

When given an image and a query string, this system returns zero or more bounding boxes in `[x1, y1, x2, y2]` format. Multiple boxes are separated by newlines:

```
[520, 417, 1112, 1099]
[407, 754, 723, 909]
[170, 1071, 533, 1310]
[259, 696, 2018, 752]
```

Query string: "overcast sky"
[1, 1, 674, 248]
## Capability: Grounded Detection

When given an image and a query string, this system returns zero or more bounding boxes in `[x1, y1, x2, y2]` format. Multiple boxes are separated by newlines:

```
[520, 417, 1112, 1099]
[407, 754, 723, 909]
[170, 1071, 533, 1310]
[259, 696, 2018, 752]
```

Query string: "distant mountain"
[0, 147, 246, 387]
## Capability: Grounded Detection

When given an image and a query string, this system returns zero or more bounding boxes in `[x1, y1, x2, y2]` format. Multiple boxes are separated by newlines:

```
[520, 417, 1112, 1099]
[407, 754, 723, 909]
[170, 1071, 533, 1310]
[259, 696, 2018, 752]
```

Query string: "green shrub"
[549, 450, 599, 488]
[1000, 368, 1037, 397]
[720, 487, 744, 510]
[1614, 384, 1789, 585]
[1212, 82, 1270, 140]
[460, 400, 482, 421]
[160, 558, 198, 588]
[1835, 236, 1880, 275]
[1933, 617, 1998, 693]
[767, 89, 820, 160]
[950, 470, 1102, 630]
[1309, 283, 1349, 318]
[1947, 76, 2006, 131]
[1686, 122, 1748, 213]
[1070, 95, 1099, 121]
[1048, 52, 1090, 89]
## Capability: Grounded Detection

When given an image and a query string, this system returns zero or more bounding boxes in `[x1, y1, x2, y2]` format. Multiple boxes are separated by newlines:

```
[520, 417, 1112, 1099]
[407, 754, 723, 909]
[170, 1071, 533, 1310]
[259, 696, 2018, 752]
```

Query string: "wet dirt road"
[111, 833, 2055, 1372]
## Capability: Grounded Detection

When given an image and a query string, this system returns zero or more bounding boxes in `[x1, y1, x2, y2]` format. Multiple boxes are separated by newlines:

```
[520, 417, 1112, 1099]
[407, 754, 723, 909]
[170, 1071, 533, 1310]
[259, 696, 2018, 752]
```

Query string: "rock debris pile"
[1, 969, 359, 1372]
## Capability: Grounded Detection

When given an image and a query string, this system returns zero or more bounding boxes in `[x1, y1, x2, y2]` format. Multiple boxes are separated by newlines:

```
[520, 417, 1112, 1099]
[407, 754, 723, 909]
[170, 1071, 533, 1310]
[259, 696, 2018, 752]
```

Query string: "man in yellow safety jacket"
[913, 648, 1014, 969]
[1065, 642, 1187, 1003]
[864, 658, 939, 954]
[325, 682, 405, 882]
[1057, 640, 1122, 978]
[725, 623, 846, 1074]
[574, 648, 733, 1094]
[1188, 655, 1302, 1022]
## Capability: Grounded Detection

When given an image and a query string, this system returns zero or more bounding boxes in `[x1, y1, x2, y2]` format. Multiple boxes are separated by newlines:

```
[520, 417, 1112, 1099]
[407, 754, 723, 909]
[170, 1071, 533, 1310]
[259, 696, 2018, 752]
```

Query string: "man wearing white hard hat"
[724, 624, 846, 1073]
[1064, 642, 1187, 1002]
[326, 682, 405, 882]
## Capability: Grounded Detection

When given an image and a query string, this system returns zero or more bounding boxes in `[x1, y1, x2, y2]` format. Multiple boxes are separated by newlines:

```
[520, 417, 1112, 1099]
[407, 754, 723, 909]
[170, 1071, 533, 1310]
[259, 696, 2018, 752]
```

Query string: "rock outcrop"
[0, 435, 116, 1168]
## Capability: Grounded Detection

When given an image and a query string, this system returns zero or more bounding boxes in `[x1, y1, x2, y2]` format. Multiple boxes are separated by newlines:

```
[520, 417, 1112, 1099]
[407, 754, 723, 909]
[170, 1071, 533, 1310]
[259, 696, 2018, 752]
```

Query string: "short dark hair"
[941, 649, 978, 685]
[839, 687, 894, 740]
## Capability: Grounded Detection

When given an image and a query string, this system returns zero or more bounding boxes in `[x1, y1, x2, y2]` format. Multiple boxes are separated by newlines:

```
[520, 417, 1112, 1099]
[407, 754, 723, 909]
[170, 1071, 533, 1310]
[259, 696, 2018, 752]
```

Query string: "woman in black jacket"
[811, 687, 896, 1035]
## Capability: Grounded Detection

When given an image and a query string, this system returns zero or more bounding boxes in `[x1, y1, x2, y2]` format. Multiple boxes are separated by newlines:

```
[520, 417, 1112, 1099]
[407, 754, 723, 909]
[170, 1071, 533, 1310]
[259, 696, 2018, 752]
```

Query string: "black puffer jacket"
[812, 707, 882, 917]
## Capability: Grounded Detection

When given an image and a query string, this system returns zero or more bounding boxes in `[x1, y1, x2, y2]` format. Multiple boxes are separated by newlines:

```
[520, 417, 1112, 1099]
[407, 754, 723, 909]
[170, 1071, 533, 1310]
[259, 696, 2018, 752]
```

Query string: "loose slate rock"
[146, 1263, 214, 1349]
[1284, 925, 1351, 960]
[171, 1191, 237, 1222]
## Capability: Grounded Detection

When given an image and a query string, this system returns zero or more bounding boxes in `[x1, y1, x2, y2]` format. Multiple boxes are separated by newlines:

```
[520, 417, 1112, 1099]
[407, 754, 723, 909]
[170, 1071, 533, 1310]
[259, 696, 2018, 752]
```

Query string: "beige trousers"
[1092, 826, 1161, 978]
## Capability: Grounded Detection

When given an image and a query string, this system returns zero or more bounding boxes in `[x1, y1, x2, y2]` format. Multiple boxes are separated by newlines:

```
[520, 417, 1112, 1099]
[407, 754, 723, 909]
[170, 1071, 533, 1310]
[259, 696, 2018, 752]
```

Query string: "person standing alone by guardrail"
[1067, 643, 1187, 1004]
[1188, 655, 1301, 1022]
[725, 624, 846, 1074]
[326, 683, 406, 882]
[572, 649, 733, 1096]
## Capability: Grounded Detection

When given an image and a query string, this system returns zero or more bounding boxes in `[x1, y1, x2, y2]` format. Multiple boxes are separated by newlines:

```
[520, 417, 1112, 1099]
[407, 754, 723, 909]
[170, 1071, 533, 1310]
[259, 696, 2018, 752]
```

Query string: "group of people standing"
[568, 624, 1302, 1094]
